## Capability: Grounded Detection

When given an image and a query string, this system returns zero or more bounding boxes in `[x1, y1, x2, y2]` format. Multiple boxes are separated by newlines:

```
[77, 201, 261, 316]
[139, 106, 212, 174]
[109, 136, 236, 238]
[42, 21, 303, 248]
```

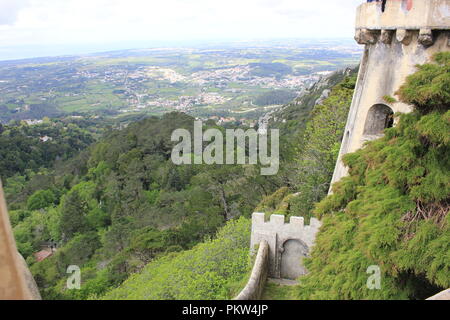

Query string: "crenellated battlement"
[251, 213, 321, 247]
[250, 212, 321, 279]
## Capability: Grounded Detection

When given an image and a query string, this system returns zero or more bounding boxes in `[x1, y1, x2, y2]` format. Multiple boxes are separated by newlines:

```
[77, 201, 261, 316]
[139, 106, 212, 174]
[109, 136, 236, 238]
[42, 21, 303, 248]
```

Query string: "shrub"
[297, 55, 450, 299]
[101, 217, 252, 300]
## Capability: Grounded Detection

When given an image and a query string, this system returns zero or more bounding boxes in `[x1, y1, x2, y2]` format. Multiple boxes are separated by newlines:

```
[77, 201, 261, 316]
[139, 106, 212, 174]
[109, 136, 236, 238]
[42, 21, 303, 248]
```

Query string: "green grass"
[261, 282, 299, 300]
[101, 217, 252, 300]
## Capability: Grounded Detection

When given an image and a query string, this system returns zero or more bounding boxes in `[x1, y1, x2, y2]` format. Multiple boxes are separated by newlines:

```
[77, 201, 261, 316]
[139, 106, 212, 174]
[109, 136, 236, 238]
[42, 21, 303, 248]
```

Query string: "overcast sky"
[0, 0, 363, 60]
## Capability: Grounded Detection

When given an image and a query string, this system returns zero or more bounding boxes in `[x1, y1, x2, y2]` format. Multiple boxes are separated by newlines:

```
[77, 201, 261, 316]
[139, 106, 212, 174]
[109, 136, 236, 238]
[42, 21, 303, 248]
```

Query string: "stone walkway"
[267, 278, 299, 286]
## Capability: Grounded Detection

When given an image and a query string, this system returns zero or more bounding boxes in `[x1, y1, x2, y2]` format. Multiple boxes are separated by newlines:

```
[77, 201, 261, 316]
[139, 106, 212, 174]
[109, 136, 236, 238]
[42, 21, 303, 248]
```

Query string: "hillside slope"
[259, 69, 358, 219]
[10, 112, 280, 299]
[100, 68, 360, 299]
[102, 217, 251, 300]
[270, 67, 357, 137]
[297, 52, 450, 300]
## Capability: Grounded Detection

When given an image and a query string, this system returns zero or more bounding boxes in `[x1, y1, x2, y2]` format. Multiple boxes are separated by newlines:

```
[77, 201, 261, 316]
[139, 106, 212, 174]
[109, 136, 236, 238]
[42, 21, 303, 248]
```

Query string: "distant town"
[0, 39, 361, 124]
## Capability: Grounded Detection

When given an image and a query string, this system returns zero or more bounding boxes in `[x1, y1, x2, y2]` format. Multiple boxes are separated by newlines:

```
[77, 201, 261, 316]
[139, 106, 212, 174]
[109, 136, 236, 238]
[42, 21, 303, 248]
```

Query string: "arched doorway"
[280, 239, 308, 280]
[363, 104, 394, 139]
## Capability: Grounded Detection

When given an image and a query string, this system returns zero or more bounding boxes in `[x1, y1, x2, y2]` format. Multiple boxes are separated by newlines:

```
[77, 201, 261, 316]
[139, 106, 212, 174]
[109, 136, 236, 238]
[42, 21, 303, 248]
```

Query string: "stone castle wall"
[234, 240, 269, 300]
[250, 213, 321, 279]
[0, 181, 37, 299]
[330, 0, 450, 189]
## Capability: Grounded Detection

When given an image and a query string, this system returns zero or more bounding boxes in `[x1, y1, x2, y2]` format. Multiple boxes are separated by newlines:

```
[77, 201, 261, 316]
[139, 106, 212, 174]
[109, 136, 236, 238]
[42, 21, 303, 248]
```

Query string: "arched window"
[363, 104, 394, 137]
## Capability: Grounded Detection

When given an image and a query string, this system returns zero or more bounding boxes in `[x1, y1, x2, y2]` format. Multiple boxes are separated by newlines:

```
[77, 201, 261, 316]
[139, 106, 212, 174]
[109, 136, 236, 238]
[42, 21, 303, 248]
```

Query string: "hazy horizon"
[0, 37, 361, 62]
[0, 0, 363, 61]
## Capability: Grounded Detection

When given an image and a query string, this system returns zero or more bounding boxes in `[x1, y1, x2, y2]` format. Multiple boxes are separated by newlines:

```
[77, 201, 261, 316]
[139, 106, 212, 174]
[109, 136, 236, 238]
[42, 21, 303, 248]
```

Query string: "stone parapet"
[234, 240, 269, 300]
[356, 0, 450, 31]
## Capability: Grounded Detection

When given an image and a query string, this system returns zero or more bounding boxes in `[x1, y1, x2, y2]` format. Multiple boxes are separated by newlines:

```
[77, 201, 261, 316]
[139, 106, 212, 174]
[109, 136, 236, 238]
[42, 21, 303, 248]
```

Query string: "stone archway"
[363, 104, 394, 140]
[280, 239, 308, 280]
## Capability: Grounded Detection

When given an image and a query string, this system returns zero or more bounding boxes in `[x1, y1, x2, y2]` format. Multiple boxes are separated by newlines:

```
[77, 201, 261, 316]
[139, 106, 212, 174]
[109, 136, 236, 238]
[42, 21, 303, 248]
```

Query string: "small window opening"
[363, 104, 394, 137]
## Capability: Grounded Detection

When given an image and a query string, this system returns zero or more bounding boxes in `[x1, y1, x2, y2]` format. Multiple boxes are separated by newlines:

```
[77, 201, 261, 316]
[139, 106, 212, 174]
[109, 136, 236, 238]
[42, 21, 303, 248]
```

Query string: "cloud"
[0, 0, 30, 25]
[0, 0, 364, 49]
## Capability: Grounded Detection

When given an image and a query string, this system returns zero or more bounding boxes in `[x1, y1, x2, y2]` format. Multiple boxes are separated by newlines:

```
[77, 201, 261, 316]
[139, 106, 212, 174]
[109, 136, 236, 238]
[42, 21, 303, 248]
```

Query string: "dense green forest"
[7, 51, 447, 300]
[5, 63, 355, 299]
[0, 118, 94, 180]
[1, 114, 150, 207]
[95, 67, 358, 299]
[7, 112, 285, 299]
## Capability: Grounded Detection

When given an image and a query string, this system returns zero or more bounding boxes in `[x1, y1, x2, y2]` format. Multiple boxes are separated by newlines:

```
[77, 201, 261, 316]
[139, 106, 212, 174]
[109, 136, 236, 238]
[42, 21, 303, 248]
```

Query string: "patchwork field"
[0, 39, 361, 124]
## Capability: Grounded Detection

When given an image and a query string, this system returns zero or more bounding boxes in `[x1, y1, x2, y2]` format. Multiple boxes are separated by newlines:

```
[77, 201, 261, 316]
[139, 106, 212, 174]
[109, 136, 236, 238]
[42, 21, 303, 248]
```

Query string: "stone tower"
[330, 0, 450, 189]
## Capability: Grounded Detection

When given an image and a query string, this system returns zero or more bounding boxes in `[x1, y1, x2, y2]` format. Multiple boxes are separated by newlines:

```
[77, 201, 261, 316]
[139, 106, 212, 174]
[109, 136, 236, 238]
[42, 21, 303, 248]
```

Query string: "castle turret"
[330, 0, 450, 190]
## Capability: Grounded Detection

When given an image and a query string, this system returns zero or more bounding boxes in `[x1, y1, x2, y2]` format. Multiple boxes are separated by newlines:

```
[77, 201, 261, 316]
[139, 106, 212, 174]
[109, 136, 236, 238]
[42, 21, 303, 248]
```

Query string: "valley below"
[0, 39, 361, 125]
